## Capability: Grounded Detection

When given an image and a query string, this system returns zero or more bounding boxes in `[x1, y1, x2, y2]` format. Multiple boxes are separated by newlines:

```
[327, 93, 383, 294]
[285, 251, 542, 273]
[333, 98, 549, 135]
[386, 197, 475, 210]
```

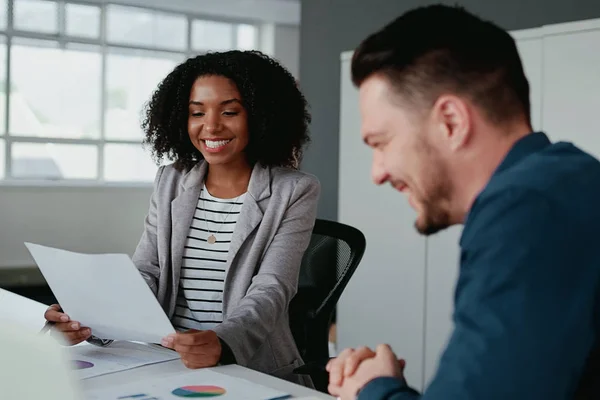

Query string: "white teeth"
[204, 139, 231, 148]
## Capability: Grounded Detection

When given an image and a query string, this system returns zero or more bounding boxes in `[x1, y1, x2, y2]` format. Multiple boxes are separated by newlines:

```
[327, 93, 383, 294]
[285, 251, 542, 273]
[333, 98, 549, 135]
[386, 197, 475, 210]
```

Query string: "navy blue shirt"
[359, 132, 600, 400]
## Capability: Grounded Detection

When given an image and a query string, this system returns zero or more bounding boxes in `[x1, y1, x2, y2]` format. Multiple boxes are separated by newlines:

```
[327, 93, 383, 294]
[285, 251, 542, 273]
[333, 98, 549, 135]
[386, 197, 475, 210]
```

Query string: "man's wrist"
[357, 376, 418, 399]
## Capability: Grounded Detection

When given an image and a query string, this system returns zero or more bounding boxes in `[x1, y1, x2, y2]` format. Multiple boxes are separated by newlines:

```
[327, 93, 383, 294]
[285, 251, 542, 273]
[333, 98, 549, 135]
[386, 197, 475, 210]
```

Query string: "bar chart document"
[25, 242, 175, 343]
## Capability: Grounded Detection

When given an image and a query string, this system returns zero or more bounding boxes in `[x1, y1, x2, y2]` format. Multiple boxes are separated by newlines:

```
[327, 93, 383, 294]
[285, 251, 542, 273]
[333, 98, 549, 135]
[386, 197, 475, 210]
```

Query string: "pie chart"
[171, 385, 226, 398]
[73, 360, 94, 369]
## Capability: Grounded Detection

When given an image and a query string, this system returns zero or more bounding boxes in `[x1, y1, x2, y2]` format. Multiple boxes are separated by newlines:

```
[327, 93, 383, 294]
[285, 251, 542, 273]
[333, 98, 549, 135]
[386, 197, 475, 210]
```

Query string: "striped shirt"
[172, 185, 245, 332]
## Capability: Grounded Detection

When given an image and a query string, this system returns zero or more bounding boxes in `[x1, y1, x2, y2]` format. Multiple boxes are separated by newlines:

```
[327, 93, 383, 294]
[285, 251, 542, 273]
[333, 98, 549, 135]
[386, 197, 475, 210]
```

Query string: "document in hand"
[25, 242, 175, 344]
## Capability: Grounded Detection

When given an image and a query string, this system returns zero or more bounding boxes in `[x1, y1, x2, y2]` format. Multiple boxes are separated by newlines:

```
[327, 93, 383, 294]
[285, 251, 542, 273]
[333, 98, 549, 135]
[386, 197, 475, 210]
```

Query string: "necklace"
[203, 191, 242, 245]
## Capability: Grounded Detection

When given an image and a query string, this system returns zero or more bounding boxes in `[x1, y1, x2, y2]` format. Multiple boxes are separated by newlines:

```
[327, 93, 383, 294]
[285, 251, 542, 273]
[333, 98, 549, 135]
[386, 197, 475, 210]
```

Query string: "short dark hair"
[142, 50, 310, 170]
[351, 4, 531, 126]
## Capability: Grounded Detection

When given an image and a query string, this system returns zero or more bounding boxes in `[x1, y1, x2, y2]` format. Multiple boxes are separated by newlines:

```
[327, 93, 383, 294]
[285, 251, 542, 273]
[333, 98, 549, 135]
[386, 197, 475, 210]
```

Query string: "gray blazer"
[132, 160, 320, 385]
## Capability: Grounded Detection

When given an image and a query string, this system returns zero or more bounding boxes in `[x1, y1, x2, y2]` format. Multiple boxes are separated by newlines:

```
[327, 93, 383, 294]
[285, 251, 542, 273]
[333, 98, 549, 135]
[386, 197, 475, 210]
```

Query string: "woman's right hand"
[44, 304, 92, 345]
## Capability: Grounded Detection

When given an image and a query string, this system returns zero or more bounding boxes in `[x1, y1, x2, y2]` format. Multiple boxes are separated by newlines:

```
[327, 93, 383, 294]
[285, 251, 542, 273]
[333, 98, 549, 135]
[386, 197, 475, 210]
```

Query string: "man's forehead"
[359, 74, 392, 101]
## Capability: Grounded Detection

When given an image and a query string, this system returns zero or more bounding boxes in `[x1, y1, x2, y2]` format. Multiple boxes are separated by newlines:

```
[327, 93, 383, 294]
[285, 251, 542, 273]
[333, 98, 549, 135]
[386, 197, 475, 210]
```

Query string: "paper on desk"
[84, 368, 290, 400]
[69, 341, 179, 380]
[24, 242, 175, 343]
[0, 287, 48, 332]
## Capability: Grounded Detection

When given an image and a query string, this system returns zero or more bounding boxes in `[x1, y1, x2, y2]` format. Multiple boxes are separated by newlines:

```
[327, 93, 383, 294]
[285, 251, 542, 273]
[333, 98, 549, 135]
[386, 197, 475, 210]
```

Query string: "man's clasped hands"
[326, 344, 407, 399]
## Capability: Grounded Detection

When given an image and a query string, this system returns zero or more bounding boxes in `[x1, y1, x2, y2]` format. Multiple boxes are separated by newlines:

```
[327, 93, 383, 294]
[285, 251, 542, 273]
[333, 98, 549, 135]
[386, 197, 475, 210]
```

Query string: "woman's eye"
[191, 112, 204, 117]
[223, 111, 239, 116]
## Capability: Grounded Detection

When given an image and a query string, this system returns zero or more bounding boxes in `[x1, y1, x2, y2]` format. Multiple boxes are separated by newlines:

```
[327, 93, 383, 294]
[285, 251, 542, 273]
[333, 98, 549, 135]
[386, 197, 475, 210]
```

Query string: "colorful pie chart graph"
[171, 385, 226, 398]
[73, 360, 94, 369]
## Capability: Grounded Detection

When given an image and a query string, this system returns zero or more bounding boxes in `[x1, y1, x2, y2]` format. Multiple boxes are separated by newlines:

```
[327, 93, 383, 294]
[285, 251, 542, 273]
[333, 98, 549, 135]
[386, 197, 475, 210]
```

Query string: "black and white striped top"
[172, 186, 245, 332]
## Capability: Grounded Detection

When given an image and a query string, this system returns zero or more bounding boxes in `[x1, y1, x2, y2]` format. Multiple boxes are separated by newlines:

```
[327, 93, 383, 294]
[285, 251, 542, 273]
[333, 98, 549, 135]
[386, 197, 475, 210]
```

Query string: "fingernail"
[161, 339, 171, 347]
[60, 315, 69, 322]
[71, 323, 79, 329]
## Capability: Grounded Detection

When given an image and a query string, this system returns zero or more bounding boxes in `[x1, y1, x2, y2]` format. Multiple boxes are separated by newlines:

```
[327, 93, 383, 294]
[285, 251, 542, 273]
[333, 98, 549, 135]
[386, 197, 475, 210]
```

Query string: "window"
[192, 20, 234, 51]
[106, 5, 187, 51]
[0, 0, 260, 183]
[105, 49, 182, 141]
[65, 4, 100, 39]
[14, 0, 57, 33]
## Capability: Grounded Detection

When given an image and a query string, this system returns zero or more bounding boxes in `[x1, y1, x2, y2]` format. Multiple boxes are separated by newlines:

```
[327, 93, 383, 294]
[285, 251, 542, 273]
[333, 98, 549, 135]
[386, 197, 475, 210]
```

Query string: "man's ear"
[431, 94, 471, 151]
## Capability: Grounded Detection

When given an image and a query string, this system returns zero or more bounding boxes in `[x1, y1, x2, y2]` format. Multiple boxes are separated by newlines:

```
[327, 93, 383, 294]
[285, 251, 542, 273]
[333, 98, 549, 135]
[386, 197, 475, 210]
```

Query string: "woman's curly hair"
[142, 50, 311, 170]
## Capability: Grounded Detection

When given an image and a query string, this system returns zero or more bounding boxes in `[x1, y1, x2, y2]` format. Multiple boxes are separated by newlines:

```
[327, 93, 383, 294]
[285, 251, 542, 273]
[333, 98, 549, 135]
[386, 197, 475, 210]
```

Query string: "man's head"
[352, 5, 532, 235]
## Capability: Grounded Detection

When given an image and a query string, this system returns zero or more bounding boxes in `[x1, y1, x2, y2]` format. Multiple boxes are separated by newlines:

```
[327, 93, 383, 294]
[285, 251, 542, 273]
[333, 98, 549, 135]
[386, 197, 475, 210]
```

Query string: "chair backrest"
[573, 340, 600, 399]
[290, 219, 366, 363]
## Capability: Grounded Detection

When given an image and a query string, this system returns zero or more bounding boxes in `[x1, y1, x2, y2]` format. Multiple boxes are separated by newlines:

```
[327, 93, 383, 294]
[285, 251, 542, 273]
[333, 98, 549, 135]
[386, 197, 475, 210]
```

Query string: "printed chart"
[172, 385, 226, 397]
[74, 360, 95, 370]
[69, 341, 179, 379]
[85, 369, 289, 400]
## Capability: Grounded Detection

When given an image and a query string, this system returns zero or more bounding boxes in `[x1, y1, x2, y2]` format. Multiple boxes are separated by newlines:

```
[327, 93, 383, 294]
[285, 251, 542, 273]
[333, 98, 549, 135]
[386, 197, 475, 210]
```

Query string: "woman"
[43, 50, 320, 385]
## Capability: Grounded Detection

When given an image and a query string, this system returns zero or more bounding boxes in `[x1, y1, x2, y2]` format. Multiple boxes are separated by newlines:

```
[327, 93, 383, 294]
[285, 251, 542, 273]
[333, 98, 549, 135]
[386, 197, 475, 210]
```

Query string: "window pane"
[237, 24, 257, 50]
[104, 143, 158, 182]
[0, 139, 4, 179]
[66, 4, 100, 38]
[0, 37, 6, 134]
[10, 39, 101, 139]
[14, 0, 58, 34]
[11, 142, 97, 179]
[105, 49, 180, 141]
[192, 20, 234, 51]
[0, 0, 7, 30]
[107, 5, 187, 50]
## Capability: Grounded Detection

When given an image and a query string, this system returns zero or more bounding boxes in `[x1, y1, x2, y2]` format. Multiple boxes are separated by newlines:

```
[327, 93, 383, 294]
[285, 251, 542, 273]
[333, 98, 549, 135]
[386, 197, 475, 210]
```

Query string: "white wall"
[337, 17, 600, 391]
[0, 184, 152, 272]
[337, 52, 427, 390]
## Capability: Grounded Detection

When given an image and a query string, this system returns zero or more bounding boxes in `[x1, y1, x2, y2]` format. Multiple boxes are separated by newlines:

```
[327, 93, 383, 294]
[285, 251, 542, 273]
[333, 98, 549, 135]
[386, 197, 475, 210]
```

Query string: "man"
[327, 4, 600, 400]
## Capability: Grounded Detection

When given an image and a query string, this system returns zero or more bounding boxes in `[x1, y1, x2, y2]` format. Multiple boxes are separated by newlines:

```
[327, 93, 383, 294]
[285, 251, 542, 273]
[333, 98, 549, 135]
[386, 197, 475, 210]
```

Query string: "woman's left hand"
[161, 329, 222, 368]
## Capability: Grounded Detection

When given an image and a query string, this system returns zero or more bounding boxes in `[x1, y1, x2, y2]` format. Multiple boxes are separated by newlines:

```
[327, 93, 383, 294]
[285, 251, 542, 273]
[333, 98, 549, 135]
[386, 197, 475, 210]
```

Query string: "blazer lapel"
[170, 162, 207, 311]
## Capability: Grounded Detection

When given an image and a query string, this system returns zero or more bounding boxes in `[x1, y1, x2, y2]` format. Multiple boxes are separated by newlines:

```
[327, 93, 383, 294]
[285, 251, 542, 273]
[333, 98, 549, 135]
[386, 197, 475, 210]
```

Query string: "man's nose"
[371, 152, 389, 185]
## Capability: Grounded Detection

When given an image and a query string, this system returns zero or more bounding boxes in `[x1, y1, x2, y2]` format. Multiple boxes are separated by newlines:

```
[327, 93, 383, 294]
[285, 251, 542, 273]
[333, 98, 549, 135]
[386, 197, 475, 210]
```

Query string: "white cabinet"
[337, 17, 600, 392]
[542, 27, 600, 158]
[513, 29, 544, 131]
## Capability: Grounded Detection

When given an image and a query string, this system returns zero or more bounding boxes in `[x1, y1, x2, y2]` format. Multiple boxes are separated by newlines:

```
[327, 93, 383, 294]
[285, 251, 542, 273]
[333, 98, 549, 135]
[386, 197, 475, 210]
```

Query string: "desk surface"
[83, 359, 332, 399]
[1, 288, 332, 399]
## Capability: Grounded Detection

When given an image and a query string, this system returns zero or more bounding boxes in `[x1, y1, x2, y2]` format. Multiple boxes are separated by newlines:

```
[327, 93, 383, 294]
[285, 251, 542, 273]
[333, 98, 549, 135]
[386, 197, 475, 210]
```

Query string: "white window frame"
[0, 0, 260, 185]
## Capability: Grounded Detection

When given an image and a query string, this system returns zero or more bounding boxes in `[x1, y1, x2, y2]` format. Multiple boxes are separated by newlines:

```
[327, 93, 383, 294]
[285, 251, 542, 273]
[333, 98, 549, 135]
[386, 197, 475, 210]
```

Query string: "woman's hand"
[161, 329, 222, 369]
[43, 304, 92, 345]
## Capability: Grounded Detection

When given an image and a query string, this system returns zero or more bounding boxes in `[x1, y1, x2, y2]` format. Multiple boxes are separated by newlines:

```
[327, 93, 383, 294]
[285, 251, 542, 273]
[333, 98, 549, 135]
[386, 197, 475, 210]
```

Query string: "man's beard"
[415, 207, 451, 235]
[413, 182, 452, 236]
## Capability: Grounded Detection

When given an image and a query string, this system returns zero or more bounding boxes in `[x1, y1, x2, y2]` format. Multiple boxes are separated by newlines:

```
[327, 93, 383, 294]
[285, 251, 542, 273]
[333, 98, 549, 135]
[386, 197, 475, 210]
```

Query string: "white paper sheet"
[0, 287, 48, 332]
[24, 242, 175, 343]
[69, 341, 179, 380]
[84, 368, 290, 400]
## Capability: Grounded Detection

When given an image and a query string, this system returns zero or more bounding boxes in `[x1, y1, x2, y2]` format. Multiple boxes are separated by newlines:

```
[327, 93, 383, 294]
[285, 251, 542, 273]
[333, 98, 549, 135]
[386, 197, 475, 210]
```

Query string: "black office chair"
[289, 219, 366, 393]
[573, 341, 600, 399]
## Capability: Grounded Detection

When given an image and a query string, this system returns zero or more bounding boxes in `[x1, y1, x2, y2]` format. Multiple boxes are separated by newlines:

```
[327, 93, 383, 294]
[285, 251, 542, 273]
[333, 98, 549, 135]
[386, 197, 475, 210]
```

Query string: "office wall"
[260, 24, 301, 78]
[0, 184, 152, 270]
[299, 0, 600, 220]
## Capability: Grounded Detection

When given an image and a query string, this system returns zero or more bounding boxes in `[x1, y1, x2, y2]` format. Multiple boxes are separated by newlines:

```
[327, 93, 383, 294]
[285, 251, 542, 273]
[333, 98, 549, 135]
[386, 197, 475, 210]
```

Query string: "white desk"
[83, 359, 332, 399]
[0, 288, 332, 399]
